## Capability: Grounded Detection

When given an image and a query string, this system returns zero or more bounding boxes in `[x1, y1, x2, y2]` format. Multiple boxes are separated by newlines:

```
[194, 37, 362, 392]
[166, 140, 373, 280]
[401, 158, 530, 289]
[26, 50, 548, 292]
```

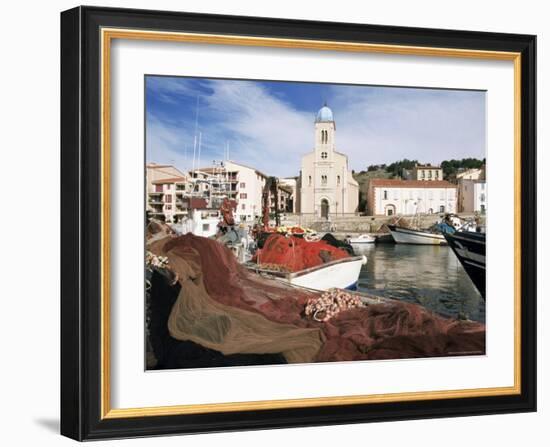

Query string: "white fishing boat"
[247, 255, 367, 291]
[346, 234, 376, 245]
[387, 224, 446, 245]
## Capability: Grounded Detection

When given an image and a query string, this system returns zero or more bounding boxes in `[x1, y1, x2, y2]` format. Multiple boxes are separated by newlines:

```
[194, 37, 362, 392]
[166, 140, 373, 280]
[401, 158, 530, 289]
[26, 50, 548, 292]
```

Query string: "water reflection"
[354, 244, 485, 323]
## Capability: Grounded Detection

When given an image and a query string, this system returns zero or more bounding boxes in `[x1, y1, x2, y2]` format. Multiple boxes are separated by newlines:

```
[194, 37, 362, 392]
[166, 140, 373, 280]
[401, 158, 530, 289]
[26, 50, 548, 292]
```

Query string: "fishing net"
[148, 231, 485, 366]
[253, 233, 350, 272]
[315, 302, 485, 361]
[148, 234, 325, 363]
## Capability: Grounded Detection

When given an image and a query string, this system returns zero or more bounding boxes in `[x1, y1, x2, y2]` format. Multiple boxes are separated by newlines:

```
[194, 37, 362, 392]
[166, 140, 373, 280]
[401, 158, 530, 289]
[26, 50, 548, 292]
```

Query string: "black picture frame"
[61, 5, 536, 441]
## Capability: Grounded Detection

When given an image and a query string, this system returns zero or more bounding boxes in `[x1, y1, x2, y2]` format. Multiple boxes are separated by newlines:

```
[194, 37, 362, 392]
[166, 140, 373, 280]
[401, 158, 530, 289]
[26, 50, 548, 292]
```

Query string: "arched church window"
[308, 176, 312, 186]
[337, 175, 341, 186]
[321, 152, 327, 159]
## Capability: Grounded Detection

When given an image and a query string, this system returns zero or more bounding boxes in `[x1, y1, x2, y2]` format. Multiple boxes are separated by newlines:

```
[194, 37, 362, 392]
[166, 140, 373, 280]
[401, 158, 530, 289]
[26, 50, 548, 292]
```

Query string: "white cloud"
[330, 86, 486, 170]
[146, 78, 486, 177]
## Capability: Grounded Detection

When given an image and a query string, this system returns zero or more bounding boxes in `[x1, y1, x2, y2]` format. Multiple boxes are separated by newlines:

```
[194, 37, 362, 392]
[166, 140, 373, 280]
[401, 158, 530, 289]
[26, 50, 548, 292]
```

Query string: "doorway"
[320, 199, 329, 219]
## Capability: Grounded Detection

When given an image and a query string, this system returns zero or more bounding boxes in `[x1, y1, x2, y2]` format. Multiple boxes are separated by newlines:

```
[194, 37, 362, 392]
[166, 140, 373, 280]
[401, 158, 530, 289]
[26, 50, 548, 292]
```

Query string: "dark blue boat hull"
[444, 231, 486, 299]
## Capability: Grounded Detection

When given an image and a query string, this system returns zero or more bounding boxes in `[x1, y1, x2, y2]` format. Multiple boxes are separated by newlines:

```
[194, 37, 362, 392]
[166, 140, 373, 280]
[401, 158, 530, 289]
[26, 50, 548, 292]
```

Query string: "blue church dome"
[316, 104, 334, 122]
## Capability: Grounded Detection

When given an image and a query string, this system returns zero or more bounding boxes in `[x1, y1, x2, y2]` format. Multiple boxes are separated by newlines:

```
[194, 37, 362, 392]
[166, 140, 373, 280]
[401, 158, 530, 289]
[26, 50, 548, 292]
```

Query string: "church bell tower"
[314, 103, 335, 161]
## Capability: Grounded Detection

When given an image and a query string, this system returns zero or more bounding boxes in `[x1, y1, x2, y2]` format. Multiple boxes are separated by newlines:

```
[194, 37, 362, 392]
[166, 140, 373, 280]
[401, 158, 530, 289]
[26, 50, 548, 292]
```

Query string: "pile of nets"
[253, 233, 350, 272]
[148, 233, 325, 364]
[147, 232, 486, 366]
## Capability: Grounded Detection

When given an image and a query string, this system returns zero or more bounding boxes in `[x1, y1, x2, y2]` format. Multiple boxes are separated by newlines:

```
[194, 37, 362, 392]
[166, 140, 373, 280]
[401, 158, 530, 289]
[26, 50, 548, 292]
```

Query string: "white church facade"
[299, 104, 359, 218]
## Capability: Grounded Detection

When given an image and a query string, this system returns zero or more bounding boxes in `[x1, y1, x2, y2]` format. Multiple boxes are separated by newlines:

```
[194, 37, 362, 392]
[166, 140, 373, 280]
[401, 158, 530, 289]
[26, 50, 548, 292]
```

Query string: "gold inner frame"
[100, 27, 522, 419]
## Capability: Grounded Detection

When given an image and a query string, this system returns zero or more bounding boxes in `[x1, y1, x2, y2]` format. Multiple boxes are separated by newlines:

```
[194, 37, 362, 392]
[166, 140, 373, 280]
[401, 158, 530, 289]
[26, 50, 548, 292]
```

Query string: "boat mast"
[192, 95, 200, 175]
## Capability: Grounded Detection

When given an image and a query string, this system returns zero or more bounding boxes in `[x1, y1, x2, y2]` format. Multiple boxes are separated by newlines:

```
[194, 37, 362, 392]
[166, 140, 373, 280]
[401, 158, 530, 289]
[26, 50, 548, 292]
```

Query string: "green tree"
[385, 159, 418, 177]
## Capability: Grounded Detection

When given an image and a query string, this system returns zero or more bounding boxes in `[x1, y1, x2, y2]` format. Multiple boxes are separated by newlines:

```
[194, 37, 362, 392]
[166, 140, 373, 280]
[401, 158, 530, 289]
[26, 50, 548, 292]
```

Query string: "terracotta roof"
[152, 177, 187, 184]
[368, 179, 456, 188]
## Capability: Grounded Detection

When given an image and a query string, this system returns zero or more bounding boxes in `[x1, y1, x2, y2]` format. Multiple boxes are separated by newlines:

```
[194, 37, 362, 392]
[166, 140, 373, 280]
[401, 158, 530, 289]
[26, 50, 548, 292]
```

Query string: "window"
[155, 184, 162, 192]
[439, 205, 445, 213]
[165, 205, 172, 210]
[202, 224, 210, 232]
[383, 190, 388, 200]
[321, 152, 328, 159]
[241, 203, 246, 210]
[428, 170, 432, 178]
[240, 182, 246, 188]
[421, 170, 425, 178]
[164, 195, 172, 203]
[308, 176, 312, 187]
[337, 175, 341, 186]
[240, 193, 247, 199]
[321, 175, 327, 185]
[435, 170, 439, 179]
[480, 193, 486, 202]
[165, 184, 171, 190]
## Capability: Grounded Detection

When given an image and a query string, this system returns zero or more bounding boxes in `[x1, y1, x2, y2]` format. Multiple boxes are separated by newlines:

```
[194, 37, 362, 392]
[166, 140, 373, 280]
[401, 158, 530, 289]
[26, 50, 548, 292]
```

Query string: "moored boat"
[387, 224, 447, 245]
[444, 231, 486, 299]
[346, 234, 376, 245]
[246, 255, 367, 291]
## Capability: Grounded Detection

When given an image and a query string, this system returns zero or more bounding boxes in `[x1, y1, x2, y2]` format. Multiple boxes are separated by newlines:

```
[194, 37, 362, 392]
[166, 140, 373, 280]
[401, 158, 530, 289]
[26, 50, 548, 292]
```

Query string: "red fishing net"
[148, 231, 485, 363]
[253, 233, 350, 272]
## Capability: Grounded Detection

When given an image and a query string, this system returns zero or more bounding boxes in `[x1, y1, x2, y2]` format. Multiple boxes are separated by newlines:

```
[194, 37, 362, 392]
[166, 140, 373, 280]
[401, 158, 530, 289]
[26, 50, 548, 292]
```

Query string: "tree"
[441, 158, 484, 179]
[385, 159, 418, 177]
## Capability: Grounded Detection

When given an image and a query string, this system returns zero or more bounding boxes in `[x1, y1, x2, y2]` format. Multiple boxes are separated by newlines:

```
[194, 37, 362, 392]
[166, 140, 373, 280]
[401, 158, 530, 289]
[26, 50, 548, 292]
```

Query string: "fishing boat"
[346, 234, 376, 245]
[387, 224, 447, 245]
[246, 255, 367, 291]
[444, 231, 486, 299]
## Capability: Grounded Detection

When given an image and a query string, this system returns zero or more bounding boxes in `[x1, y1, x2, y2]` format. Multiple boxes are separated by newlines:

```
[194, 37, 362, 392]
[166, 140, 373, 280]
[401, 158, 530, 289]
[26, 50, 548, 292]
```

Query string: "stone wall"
[281, 213, 483, 234]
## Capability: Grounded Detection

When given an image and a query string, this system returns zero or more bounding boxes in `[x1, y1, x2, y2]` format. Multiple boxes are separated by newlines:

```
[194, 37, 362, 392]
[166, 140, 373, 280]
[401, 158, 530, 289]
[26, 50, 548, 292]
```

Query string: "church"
[299, 104, 359, 217]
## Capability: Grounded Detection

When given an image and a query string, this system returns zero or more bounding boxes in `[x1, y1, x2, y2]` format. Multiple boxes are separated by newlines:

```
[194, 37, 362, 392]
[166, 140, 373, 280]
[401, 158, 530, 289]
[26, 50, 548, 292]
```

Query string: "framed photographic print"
[60, 6, 537, 441]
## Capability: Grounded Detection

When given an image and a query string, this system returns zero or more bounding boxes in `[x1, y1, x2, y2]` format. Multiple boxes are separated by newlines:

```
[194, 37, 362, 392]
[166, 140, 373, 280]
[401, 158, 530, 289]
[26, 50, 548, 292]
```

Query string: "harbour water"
[353, 243, 485, 323]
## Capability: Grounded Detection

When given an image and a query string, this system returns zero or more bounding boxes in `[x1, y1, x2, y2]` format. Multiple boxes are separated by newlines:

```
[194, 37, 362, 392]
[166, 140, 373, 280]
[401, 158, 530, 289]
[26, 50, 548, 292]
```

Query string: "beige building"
[224, 160, 267, 223]
[299, 104, 359, 218]
[146, 163, 187, 198]
[458, 179, 487, 213]
[148, 176, 189, 222]
[366, 179, 457, 216]
[146, 163, 190, 222]
[403, 164, 443, 181]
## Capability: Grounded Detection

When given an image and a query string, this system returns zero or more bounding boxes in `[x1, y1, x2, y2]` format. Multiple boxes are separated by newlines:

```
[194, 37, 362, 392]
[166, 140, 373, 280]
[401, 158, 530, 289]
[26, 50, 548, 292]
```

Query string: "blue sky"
[146, 76, 486, 178]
